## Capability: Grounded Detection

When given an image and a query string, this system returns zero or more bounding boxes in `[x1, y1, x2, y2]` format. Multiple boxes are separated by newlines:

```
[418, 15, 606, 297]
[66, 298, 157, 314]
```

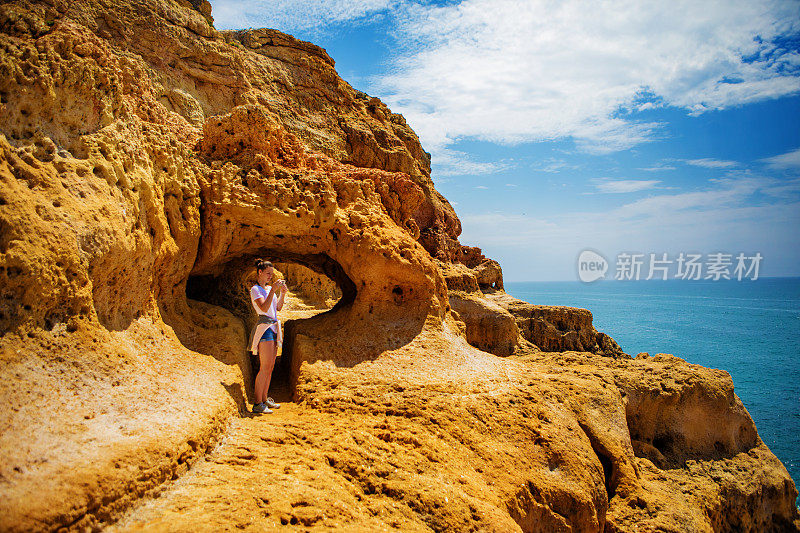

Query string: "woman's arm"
[254, 285, 277, 313]
[276, 282, 287, 311]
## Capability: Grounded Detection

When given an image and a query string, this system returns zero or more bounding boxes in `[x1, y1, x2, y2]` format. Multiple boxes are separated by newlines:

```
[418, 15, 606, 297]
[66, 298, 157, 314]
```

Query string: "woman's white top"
[249, 284, 282, 353]
[250, 284, 278, 320]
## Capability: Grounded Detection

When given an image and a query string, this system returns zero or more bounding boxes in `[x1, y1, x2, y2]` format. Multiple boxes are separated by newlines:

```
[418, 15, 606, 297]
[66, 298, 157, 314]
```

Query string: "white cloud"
[614, 175, 765, 217]
[530, 158, 580, 173]
[208, 0, 397, 31]
[760, 177, 800, 198]
[432, 147, 509, 176]
[475, 185, 489, 189]
[681, 158, 738, 169]
[371, 0, 800, 159]
[591, 178, 661, 194]
[760, 147, 800, 169]
[638, 164, 677, 172]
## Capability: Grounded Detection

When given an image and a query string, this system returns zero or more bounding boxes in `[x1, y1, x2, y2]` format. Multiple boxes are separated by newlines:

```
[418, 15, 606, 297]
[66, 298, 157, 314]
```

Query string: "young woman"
[248, 259, 287, 414]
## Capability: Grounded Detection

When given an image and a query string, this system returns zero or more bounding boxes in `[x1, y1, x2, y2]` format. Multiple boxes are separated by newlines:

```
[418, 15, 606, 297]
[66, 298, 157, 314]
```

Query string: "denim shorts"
[259, 327, 277, 342]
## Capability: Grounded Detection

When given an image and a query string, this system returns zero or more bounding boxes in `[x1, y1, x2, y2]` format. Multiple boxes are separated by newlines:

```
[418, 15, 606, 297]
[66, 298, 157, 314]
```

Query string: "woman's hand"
[275, 280, 287, 311]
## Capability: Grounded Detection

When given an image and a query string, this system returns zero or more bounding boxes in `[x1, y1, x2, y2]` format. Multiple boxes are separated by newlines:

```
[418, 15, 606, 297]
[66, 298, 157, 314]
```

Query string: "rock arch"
[180, 252, 354, 401]
[148, 149, 451, 401]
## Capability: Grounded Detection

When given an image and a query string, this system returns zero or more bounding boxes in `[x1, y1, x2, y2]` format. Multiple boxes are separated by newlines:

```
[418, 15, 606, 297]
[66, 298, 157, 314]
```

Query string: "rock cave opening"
[183, 252, 356, 403]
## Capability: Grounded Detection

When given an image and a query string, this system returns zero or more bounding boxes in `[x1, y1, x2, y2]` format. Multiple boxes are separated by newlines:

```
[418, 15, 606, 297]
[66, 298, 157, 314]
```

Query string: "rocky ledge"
[0, 0, 797, 531]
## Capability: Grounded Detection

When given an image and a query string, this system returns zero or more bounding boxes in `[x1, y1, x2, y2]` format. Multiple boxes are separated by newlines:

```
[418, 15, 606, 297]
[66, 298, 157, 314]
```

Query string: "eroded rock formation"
[0, 1, 797, 531]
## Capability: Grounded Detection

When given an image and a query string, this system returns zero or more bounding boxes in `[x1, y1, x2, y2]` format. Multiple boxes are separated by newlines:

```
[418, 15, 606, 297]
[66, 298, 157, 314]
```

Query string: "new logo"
[577, 249, 608, 282]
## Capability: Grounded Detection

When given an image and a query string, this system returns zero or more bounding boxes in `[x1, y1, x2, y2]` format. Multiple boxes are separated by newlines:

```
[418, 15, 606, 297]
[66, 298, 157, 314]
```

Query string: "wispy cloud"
[681, 158, 738, 169]
[615, 175, 766, 217]
[431, 148, 509, 177]
[591, 178, 662, 194]
[638, 164, 677, 172]
[760, 147, 800, 169]
[209, 0, 398, 31]
[760, 177, 800, 198]
[530, 158, 580, 173]
[372, 0, 800, 157]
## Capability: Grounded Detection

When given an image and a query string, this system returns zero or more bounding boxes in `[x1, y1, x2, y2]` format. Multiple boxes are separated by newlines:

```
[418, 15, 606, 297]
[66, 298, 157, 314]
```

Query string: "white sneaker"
[265, 397, 281, 409]
[252, 402, 273, 414]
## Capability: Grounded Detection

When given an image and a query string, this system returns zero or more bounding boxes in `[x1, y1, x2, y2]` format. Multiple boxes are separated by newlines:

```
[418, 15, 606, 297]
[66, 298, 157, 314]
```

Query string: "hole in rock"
[391, 285, 404, 304]
[184, 252, 354, 404]
[578, 422, 617, 501]
[596, 448, 615, 499]
[652, 433, 673, 456]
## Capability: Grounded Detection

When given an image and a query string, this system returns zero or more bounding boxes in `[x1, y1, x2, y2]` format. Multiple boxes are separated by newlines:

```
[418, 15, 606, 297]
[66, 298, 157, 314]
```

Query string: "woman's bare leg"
[262, 340, 278, 399]
[254, 339, 276, 404]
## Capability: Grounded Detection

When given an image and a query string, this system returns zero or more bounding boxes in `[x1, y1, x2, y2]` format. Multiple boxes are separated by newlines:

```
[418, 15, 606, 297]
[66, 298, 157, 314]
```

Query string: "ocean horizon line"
[504, 275, 800, 283]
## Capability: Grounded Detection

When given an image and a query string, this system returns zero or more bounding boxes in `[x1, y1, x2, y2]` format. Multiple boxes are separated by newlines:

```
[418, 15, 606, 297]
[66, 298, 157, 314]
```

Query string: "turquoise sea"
[505, 278, 800, 504]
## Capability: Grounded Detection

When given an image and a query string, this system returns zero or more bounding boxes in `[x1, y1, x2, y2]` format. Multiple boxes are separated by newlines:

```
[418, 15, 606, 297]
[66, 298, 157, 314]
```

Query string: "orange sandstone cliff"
[0, 1, 797, 531]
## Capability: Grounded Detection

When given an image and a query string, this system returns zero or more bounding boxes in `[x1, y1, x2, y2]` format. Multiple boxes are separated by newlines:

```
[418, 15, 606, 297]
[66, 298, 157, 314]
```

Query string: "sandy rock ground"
[109, 327, 799, 532]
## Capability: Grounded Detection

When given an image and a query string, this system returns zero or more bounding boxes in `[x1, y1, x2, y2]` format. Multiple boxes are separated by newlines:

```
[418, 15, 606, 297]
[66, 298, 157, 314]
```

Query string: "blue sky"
[209, 0, 800, 281]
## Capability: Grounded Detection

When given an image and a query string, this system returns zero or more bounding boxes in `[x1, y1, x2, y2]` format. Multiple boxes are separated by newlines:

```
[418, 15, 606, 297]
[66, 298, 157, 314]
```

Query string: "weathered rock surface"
[441, 259, 623, 358]
[0, 0, 797, 531]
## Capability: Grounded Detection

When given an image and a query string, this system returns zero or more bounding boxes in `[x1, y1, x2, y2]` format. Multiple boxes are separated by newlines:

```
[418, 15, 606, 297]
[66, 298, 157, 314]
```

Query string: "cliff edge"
[0, 1, 797, 531]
